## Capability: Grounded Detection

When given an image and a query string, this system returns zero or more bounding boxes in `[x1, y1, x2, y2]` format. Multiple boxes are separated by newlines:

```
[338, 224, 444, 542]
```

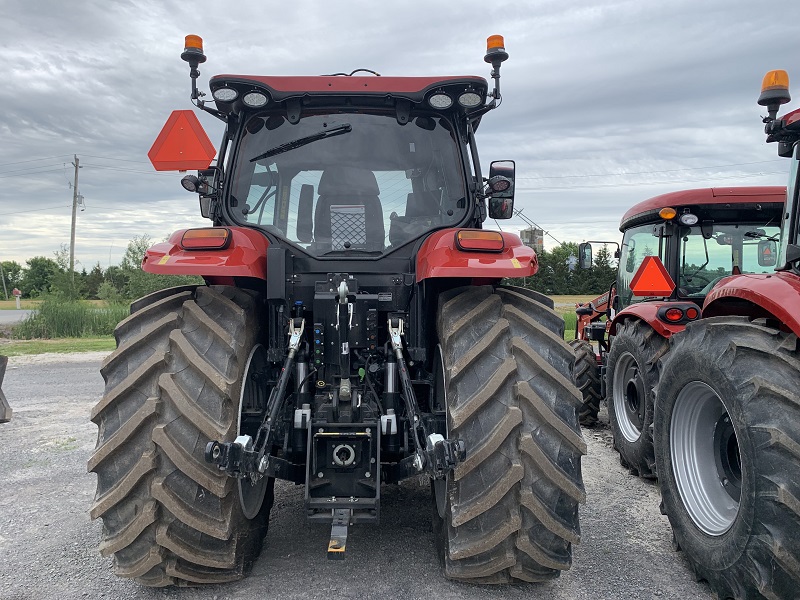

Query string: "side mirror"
[487, 160, 515, 219]
[758, 239, 778, 266]
[196, 168, 221, 219]
[578, 242, 593, 269]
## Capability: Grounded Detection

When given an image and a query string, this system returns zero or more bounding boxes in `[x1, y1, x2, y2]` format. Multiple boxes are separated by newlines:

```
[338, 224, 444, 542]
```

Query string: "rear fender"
[703, 272, 800, 337]
[143, 227, 269, 280]
[609, 302, 686, 338]
[415, 229, 537, 283]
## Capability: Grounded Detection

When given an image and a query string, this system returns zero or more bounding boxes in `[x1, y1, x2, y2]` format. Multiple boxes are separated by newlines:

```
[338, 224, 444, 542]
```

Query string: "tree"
[120, 235, 202, 300]
[84, 263, 105, 299]
[121, 235, 153, 271]
[20, 256, 61, 297]
[0, 261, 22, 298]
[49, 244, 82, 299]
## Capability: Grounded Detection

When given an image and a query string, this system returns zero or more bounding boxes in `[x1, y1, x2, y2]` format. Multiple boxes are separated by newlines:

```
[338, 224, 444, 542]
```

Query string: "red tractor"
[649, 71, 800, 599]
[88, 35, 585, 586]
[574, 186, 785, 481]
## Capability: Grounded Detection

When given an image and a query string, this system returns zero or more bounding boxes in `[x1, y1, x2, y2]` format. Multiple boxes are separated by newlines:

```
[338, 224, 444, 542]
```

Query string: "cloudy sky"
[1, 0, 798, 270]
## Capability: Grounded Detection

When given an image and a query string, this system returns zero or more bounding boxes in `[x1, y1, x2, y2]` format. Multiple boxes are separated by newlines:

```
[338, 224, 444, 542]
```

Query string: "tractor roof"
[209, 74, 488, 104]
[620, 186, 786, 231]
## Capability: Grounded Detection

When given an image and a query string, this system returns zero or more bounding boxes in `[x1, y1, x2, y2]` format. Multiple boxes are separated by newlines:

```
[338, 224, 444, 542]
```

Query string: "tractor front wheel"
[569, 339, 601, 426]
[654, 317, 800, 599]
[605, 319, 667, 478]
[89, 285, 274, 586]
[433, 285, 585, 583]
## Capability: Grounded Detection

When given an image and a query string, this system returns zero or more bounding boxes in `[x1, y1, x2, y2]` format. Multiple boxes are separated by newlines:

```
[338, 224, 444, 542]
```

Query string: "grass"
[549, 295, 593, 342]
[14, 298, 129, 339]
[0, 337, 116, 357]
[0, 299, 41, 310]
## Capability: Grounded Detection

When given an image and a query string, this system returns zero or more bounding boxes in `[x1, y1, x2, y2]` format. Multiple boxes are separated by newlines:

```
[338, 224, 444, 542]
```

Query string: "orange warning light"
[184, 35, 203, 51]
[487, 35, 505, 51]
[148, 110, 216, 171]
[629, 256, 676, 297]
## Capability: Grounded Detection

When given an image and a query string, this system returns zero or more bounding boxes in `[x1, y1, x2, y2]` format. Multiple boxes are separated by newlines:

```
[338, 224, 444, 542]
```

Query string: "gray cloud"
[0, 0, 796, 268]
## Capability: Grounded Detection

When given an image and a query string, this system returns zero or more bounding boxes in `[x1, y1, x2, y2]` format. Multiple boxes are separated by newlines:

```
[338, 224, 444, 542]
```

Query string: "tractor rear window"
[677, 222, 782, 296]
[227, 112, 467, 256]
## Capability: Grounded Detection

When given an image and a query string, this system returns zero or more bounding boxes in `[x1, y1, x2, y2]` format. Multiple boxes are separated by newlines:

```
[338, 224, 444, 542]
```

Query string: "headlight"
[212, 88, 238, 102]
[428, 93, 453, 109]
[458, 92, 482, 108]
[243, 91, 269, 108]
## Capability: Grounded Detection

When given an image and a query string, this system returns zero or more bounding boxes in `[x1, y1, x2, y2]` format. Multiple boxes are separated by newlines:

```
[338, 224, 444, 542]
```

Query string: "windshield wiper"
[250, 124, 352, 162]
[743, 229, 780, 241]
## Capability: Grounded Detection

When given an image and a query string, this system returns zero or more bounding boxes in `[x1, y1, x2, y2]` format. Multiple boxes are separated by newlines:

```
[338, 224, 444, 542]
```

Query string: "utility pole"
[0, 261, 7, 300]
[70, 155, 80, 284]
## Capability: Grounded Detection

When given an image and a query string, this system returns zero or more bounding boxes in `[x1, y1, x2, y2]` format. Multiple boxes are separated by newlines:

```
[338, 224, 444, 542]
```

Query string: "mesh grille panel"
[330, 205, 367, 249]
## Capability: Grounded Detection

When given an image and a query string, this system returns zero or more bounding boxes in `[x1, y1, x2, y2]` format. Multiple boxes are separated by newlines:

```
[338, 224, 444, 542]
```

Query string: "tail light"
[455, 230, 504, 252]
[181, 228, 231, 250]
[657, 304, 701, 325]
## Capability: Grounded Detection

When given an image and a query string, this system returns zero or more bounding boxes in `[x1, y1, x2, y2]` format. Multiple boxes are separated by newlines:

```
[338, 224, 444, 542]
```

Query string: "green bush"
[14, 297, 129, 339]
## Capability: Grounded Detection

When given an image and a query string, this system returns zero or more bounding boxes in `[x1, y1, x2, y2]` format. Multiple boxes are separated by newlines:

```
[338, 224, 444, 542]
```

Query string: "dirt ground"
[0, 352, 715, 600]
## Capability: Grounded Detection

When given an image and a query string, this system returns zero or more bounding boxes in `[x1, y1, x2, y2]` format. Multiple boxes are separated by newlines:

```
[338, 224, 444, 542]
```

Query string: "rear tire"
[568, 339, 601, 426]
[434, 285, 585, 583]
[89, 286, 274, 586]
[654, 317, 800, 599]
[605, 319, 667, 478]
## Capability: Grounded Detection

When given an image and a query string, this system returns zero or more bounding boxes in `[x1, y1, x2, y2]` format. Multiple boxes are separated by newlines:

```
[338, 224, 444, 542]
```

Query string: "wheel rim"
[670, 381, 740, 535]
[238, 343, 269, 519]
[612, 351, 646, 442]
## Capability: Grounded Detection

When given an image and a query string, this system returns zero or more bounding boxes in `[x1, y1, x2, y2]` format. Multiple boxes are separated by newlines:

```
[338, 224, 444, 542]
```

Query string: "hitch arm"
[387, 318, 465, 476]
[205, 318, 305, 477]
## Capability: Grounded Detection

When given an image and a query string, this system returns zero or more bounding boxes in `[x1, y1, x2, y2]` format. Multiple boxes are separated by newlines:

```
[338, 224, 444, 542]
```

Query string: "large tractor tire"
[605, 319, 668, 478]
[654, 317, 800, 599]
[0, 355, 11, 423]
[89, 285, 274, 586]
[433, 285, 586, 583]
[568, 339, 601, 426]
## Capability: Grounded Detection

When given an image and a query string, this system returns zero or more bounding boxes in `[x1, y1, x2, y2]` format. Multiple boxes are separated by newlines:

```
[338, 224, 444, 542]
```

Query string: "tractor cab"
[153, 36, 517, 258]
[614, 189, 784, 312]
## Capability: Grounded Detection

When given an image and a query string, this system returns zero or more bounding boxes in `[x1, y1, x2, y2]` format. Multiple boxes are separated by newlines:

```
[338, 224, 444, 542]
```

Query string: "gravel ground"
[0, 353, 715, 600]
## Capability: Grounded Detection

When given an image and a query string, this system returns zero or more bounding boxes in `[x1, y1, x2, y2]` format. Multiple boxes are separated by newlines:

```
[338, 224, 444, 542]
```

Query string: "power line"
[0, 163, 65, 175]
[0, 168, 66, 179]
[0, 204, 71, 216]
[82, 163, 175, 176]
[0, 155, 73, 168]
[515, 159, 784, 180]
[514, 208, 563, 245]
[79, 154, 151, 164]
[517, 171, 783, 191]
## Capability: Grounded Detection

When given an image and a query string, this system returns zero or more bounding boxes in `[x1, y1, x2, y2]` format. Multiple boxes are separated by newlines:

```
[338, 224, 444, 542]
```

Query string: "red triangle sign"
[630, 256, 676, 297]
[148, 110, 216, 171]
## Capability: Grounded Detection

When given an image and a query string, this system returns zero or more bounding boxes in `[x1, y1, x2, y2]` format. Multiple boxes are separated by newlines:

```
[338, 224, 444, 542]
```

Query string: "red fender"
[143, 227, 269, 279]
[703, 272, 800, 338]
[415, 229, 537, 283]
[609, 301, 687, 338]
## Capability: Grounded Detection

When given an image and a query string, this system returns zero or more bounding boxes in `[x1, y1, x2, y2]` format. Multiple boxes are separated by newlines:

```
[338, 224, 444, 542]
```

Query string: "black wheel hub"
[623, 364, 645, 431]
[713, 412, 741, 502]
